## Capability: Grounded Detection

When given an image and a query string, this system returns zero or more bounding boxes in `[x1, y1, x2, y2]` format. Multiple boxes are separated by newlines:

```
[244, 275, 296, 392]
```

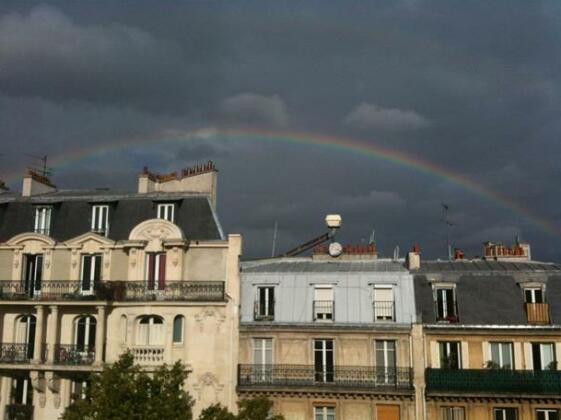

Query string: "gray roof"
[242, 258, 408, 273]
[414, 261, 561, 325]
[0, 190, 223, 242]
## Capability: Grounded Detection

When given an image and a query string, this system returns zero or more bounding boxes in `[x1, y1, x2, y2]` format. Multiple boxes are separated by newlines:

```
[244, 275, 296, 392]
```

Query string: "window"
[525, 287, 544, 303]
[255, 287, 275, 320]
[373, 285, 394, 321]
[173, 315, 184, 344]
[120, 315, 128, 345]
[15, 315, 36, 359]
[314, 406, 335, 420]
[489, 342, 514, 369]
[314, 339, 334, 382]
[91, 205, 109, 236]
[34, 206, 51, 235]
[80, 254, 101, 294]
[146, 253, 166, 291]
[537, 410, 560, 420]
[435, 287, 458, 322]
[23, 254, 43, 297]
[375, 340, 396, 384]
[439, 341, 461, 369]
[75, 316, 96, 353]
[71, 379, 90, 401]
[494, 408, 517, 420]
[441, 407, 465, 420]
[137, 316, 164, 345]
[313, 286, 334, 321]
[11, 376, 32, 406]
[157, 203, 175, 222]
[253, 338, 273, 380]
[532, 343, 556, 370]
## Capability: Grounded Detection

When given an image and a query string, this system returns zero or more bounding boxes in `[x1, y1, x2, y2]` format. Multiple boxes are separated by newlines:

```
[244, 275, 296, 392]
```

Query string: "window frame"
[439, 341, 462, 370]
[440, 406, 465, 420]
[91, 205, 109, 236]
[373, 285, 395, 321]
[157, 203, 175, 223]
[313, 285, 334, 322]
[493, 407, 518, 420]
[434, 286, 458, 322]
[524, 287, 545, 304]
[314, 406, 335, 420]
[172, 315, 184, 344]
[489, 342, 514, 369]
[536, 409, 560, 420]
[34, 206, 52, 235]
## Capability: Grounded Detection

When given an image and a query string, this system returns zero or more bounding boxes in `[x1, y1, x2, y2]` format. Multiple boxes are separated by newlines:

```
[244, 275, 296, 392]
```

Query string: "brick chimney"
[407, 244, 421, 270]
[454, 248, 465, 260]
[138, 161, 218, 208]
[483, 239, 531, 262]
[22, 171, 56, 197]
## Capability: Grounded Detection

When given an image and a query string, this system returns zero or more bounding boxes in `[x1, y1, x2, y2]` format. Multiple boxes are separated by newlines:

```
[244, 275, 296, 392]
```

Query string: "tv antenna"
[368, 229, 376, 245]
[25, 154, 52, 178]
[441, 203, 455, 260]
[271, 221, 279, 257]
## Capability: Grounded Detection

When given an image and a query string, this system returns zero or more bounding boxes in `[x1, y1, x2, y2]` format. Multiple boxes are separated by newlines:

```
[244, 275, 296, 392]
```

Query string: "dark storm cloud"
[1, 1, 560, 261]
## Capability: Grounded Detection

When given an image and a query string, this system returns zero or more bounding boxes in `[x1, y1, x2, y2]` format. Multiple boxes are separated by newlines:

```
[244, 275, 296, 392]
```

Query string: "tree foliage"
[198, 397, 283, 420]
[62, 352, 193, 420]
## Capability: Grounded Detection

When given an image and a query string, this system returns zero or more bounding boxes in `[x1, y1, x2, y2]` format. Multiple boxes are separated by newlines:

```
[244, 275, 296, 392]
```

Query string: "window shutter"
[93, 255, 102, 283]
[158, 254, 166, 289]
[315, 287, 333, 301]
[147, 255, 155, 290]
[269, 288, 275, 316]
[88, 319, 96, 349]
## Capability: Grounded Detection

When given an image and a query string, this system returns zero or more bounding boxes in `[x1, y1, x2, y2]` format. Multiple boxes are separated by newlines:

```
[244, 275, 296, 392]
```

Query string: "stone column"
[95, 306, 106, 364]
[33, 305, 44, 363]
[0, 376, 12, 420]
[47, 305, 59, 363]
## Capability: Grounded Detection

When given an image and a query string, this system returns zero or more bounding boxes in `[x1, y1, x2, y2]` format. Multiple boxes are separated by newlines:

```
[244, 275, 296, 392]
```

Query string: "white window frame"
[439, 341, 462, 369]
[91, 205, 109, 236]
[441, 407, 465, 420]
[489, 342, 514, 369]
[74, 316, 96, 352]
[314, 406, 335, 420]
[494, 408, 518, 420]
[435, 286, 457, 319]
[314, 285, 334, 321]
[34, 206, 52, 235]
[137, 316, 164, 346]
[157, 203, 175, 223]
[524, 287, 545, 303]
[536, 409, 560, 420]
[373, 285, 394, 321]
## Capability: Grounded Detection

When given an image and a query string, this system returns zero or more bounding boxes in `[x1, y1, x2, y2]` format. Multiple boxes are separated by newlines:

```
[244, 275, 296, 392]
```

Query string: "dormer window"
[435, 286, 459, 323]
[525, 287, 544, 303]
[34, 206, 51, 235]
[524, 285, 550, 324]
[91, 205, 109, 236]
[157, 203, 175, 223]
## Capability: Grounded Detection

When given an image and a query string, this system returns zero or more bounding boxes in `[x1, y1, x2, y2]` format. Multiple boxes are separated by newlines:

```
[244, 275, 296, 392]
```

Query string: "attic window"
[34, 206, 52, 235]
[91, 205, 109, 236]
[524, 287, 545, 303]
[157, 203, 175, 223]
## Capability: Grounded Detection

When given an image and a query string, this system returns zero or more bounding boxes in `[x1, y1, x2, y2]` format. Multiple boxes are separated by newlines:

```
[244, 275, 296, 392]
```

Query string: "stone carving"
[194, 307, 226, 332]
[192, 372, 224, 402]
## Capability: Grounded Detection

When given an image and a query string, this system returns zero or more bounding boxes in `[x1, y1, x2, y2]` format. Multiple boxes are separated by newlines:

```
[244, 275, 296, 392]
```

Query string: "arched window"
[75, 316, 96, 352]
[173, 315, 184, 344]
[137, 315, 164, 346]
[15, 315, 36, 359]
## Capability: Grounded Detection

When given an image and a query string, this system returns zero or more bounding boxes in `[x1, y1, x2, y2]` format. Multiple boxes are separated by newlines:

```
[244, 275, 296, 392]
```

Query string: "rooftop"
[242, 257, 408, 273]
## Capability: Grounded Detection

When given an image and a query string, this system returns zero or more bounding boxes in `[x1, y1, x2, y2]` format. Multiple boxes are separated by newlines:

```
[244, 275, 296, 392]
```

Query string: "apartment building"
[0, 165, 241, 419]
[412, 243, 561, 420]
[239, 245, 418, 420]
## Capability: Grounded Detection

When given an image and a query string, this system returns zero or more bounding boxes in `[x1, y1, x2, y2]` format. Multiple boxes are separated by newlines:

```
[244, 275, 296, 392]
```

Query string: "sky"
[1, 1, 561, 260]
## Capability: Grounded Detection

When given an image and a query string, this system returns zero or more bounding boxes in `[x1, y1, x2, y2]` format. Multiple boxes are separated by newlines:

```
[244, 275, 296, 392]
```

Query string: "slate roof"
[414, 260, 561, 326]
[0, 190, 223, 242]
[242, 258, 408, 273]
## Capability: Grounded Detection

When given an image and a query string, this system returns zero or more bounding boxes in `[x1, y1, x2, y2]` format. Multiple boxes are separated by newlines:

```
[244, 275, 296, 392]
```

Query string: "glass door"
[314, 339, 334, 383]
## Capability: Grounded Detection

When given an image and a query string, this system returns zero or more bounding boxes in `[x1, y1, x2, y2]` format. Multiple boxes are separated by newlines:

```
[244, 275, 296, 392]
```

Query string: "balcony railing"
[0, 280, 225, 302]
[238, 365, 412, 391]
[373, 301, 395, 322]
[0, 344, 32, 364]
[254, 300, 275, 321]
[53, 344, 95, 365]
[5, 404, 33, 420]
[313, 300, 334, 321]
[426, 368, 561, 395]
[132, 346, 165, 365]
[525, 303, 550, 324]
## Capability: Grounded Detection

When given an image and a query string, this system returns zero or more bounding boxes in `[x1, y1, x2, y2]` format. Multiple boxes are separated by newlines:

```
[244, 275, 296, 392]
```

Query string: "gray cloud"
[219, 93, 289, 127]
[344, 103, 431, 131]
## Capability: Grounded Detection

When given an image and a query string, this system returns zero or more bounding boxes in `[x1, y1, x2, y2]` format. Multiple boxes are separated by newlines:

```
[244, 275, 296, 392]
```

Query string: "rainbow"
[4, 126, 560, 237]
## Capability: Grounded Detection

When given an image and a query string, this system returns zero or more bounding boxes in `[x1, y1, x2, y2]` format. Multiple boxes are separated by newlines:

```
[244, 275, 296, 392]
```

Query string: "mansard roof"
[0, 189, 223, 242]
[242, 257, 408, 273]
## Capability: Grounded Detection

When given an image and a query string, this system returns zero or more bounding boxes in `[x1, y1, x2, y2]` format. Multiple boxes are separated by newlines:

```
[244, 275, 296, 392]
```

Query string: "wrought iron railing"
[5, 404, 33, 420]
[313, 300, 334, 321]
[53, 344, 95, 365]
[254, 300, 275, 321]
[238, 365, 412, 390]
[0, 280, 225, 302]
[426, 368, 561, 394]
[373, 301, 395, 321]
[0, 344, 32, 363]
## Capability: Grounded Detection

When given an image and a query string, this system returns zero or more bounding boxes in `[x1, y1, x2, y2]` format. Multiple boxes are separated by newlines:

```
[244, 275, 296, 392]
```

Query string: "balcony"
[5, 404, 33, 420]
[0, 344, 32, 364]
[253, 300, 275, 321]
[525, 303, 550, 324]
[53, 344, 95, 365]
[426, 368, 561, 395]
[132, 346, 165, 365]
[238, 365, 412, 392]
[373, 301, 395, 322]
[313, 300, 334, 321]
[0, 280, 225, 302]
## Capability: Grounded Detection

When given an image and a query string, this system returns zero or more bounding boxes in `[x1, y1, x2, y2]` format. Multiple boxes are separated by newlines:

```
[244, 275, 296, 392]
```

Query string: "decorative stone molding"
[192, 372, 224, 402]
[6, 232, 56, 247]
[129, 219, 185, 253]
[46, 372, 60, 394]
[194, 307, 226, 332]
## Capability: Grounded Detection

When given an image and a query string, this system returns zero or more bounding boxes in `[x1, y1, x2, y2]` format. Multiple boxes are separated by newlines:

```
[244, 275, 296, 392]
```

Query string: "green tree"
[62, 352, 193, 420]
[198, 397, 283, 420]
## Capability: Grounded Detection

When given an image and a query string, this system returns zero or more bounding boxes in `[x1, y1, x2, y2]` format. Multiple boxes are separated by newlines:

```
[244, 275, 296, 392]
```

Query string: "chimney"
[483, 239, 531, 261]
[22, 171, 56, 197]
[454, 248, 465, 260]
[138, 162, 218, 208]
[407, 244, 421, 270]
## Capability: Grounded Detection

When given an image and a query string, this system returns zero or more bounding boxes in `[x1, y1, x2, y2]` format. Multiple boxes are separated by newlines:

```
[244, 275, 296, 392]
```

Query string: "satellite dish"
[329, 242, 343, 257]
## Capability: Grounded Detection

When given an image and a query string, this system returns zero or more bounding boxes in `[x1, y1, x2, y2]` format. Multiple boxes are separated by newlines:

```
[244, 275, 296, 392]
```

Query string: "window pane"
[173, 316, 183, 343]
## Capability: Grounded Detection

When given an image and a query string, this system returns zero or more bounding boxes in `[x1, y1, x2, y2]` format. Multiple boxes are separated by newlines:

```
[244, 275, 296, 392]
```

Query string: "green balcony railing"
[426, 368, 561, 395]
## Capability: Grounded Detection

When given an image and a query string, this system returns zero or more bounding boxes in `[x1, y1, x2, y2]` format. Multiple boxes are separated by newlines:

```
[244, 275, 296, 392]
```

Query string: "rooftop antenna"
[369, 229, 376, 245]
[271, 221, 279, 257]
[441, 203, 455, 260]
[25, 154, 52, 178]
[393, 245, 400, 261]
